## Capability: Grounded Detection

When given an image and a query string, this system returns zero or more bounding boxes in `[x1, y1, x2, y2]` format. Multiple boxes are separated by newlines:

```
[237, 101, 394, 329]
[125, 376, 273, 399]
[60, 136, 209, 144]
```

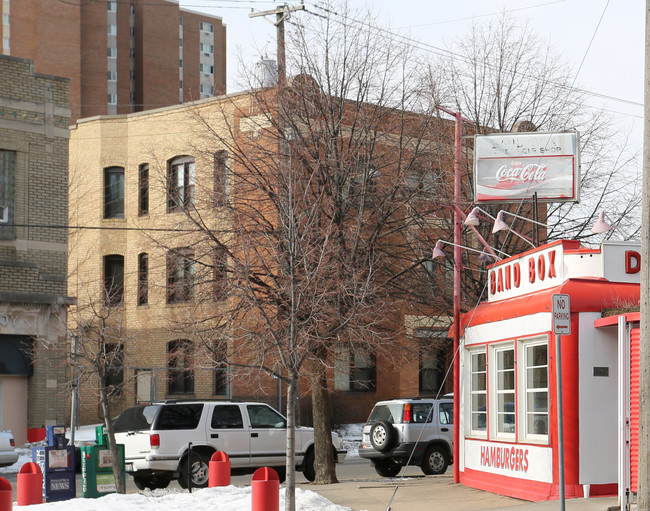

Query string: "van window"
[439, 402, 453, 425]
[113, 405, 161, 432]
[367, 404, 403, 424]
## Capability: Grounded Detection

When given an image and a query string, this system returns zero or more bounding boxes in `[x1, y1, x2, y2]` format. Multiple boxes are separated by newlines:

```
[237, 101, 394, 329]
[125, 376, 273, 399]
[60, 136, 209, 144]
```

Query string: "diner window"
[493, 345, 515, 438]
[334, 346, 376, 392]
[138, 253, 148, 305]
[167, 248, 194, 303]
[167, 156, 195, 211]
[138, 163, 149, 216]
[469, 350, 487, 435]
[104, 254, 124, 305]
[168, 340, 194, 395]
[104, 166, 124, 218]
[521, 339, 549, 441]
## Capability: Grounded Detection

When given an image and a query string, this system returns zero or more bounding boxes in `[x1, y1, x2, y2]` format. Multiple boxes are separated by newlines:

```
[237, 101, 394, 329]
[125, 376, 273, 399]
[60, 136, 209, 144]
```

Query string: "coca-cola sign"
[474, 131, 580, 203]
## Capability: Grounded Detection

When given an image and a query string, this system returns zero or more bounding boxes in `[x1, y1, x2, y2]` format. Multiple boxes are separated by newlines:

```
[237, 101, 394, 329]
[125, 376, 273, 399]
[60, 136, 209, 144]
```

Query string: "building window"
[104, 254, 124, 305]
[179, 38, 183, 48]
[200, 43, 213, 54]
[107, 70, 117, 81]
[2, 38, 8, 51]
[130, 48, 135, 58]
[469, 350, 487, 436]
[138, 163, 148, 216]
[334, 346, 376, 392]
[520, 339, 549, 441]
[130, 69, 135, 80]
[108, 47, 117, 58]
[168, 340, 194, 395]
[179, 59, 183, 68]
[213, 247, 227, 298]
[167, 248, 194, 303]
[107, 94, 117, 105]
[213, 150, 228, 205]
[200, 21, 214, 32]
[179, 16, 183, 26]
[130, 4, 135, 14]
[138, 253, 148, 306]
[130, 26, 135, 36]
[213, 342, 228, 395]
[0, 150, 15, 240]
[200, 64, 214, 74]
[167, 156, 195, 211]
[419, 342, 445, 394]
[107, 1, 117, 12]
[179, 79, 183, 89]
[104, 166, 124, 218]
[2, 13, 9, 25]
[103, 343, 124, 396]
[493, 344, 515, 438]
[200, 84, 213, 95]
[107, 24, 117, 36]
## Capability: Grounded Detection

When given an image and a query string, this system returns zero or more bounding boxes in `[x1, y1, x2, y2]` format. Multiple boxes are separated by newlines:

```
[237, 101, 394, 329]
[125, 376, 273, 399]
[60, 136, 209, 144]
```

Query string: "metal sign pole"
[556, 332, 565, 511]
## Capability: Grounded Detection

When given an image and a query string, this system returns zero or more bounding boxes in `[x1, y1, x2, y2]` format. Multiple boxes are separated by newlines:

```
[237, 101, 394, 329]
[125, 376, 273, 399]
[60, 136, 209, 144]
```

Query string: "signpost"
[552, 294, 570, 511]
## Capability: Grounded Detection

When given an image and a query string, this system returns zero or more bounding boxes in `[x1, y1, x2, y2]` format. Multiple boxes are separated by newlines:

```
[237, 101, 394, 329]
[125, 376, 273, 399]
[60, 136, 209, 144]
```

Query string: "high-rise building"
[1, 0, 226, 123]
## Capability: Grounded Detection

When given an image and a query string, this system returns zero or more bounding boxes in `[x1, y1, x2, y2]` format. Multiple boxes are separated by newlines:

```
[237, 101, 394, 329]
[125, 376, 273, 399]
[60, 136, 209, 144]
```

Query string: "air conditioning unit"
[0, 206, 8, 223]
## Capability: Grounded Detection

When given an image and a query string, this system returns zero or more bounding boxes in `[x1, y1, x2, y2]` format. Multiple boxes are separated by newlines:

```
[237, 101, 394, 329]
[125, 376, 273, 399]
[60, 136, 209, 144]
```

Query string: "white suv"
[358, 397, 453, 477]
[113, 400, 346, 490]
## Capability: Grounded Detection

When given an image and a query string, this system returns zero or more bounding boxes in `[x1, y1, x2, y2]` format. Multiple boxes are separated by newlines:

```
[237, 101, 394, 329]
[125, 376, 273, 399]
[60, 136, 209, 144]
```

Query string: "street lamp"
[465, 207, 535, 248]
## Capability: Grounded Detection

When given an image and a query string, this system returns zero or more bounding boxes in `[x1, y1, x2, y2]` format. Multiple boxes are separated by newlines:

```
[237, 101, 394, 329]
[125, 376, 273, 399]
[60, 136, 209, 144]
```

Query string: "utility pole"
[638, 2, 650, 509]
[249, 4, 306, 88]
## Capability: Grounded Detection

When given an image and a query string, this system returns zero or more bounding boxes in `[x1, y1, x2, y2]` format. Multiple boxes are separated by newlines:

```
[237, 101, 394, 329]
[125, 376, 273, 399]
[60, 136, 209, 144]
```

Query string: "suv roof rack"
[159, 398, 241, 404]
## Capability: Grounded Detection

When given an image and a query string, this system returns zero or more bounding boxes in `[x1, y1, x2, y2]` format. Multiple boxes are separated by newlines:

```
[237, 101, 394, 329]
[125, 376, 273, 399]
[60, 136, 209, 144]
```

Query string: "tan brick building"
[1, 0, 226, 123]
[68, 87, 457, 426]
[0, 54, 72, 445]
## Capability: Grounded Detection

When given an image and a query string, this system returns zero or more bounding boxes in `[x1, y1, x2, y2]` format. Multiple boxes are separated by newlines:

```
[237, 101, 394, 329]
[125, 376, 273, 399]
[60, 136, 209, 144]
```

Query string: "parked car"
[359, 396, 453, 477]
[113, 400, 346, 490]
[0, 431, 18, 467]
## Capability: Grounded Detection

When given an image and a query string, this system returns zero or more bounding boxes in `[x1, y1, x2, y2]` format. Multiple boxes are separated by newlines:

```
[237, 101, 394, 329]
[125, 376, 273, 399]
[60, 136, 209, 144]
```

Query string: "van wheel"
[178, 452, 210, 488]
[421, 445, 447, 475]
[370, 421, 396, 452]
[373, 459, 402, 477]
[302, 448, 315, 482]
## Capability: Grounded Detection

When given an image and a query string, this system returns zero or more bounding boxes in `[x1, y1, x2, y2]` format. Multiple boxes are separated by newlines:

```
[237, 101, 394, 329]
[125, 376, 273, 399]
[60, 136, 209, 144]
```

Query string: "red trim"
[594, 312, 640, 328]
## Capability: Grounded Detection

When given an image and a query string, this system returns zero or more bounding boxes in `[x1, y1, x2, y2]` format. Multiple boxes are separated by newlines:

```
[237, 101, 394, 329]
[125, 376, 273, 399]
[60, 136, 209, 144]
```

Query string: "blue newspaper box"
[32, 425, 76, 502]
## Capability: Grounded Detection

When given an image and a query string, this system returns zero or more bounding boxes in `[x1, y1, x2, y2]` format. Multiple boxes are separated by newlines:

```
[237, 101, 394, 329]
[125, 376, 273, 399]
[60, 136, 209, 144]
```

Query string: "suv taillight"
[9, 438, 14, 447]
[150, 433, 160, 449]
[403, 403, 412, 423]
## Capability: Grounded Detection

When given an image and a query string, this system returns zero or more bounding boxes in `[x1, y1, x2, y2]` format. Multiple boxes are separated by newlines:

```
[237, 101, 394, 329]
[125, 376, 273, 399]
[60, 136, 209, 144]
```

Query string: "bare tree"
[431, 12, 641, 244]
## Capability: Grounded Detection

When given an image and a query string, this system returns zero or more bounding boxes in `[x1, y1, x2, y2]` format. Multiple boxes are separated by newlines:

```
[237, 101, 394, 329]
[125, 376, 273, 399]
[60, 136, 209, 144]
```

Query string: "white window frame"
[108, 47, 117, 59]
[489, 342, 516, 441]
[200, 22, 214, 33]
[107, 70, 117, 82]
[200, 43, 213, 54]
[107, 24, 117, 36]
[107, 1, 117, 12]
[467, 348, 487, 438]
[2, 13, 9, 25]
[108, 94, 117, 105]
[517, 336, 549, 444]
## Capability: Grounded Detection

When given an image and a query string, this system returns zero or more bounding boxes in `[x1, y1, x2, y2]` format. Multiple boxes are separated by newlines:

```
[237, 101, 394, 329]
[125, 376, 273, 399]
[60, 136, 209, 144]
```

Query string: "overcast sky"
[180, 0, 644, 143]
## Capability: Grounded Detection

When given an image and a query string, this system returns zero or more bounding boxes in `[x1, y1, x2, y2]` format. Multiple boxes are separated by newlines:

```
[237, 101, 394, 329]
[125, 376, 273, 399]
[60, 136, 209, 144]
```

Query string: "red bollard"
[17, 462, 43, 506]
[251, 467, 279, 511]
[208, 451, 231, 487]
[0, 477, 12, 511]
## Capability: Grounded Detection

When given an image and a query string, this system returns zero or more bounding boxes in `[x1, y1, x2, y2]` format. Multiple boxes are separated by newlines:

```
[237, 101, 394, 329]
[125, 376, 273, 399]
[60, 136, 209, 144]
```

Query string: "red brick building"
[1, 0, 226, 123]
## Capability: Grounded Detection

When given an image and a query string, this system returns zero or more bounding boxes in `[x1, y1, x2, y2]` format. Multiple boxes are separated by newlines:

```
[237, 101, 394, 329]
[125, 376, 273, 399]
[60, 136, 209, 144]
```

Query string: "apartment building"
[0, 55, 72, 445]
[1, 0, 226, 123]
[68, 85, 457, 426]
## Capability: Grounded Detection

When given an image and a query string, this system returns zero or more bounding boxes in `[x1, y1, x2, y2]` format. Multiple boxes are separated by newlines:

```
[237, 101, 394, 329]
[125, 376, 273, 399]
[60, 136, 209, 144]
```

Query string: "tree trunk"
[311, 369, 338, 484]
[285, 374, 297, 511]
[99, 389, 125, 494]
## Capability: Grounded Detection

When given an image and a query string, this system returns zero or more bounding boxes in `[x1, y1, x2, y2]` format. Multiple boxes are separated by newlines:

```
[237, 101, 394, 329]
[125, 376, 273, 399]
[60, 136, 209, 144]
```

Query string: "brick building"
[1, 0, 226, 123]
[0, 55, 73, 445]
[68, 86, 458, 426]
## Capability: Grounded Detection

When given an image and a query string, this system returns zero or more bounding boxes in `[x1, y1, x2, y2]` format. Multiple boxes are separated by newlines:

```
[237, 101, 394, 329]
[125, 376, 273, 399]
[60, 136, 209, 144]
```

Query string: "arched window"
[138, 253, 148, 305]
[167, 156, 195, 211]
[104, 166, 124, 218]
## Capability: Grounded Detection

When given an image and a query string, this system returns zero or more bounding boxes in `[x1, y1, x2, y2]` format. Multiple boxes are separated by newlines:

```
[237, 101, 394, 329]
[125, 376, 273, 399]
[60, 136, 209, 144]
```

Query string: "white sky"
[179, 0, 644, 139]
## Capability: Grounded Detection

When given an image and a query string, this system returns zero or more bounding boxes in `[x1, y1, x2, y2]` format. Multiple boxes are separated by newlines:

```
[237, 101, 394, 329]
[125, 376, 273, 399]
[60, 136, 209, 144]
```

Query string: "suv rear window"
[156, 404, 203, 430]
[367, 403, 403, 424]
[113, 405, 161, 432]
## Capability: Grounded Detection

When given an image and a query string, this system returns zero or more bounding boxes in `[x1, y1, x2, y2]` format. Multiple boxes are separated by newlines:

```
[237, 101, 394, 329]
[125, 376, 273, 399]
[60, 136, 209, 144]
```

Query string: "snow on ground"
[0, 424, 364, 510]
[16, 486, 352, 511]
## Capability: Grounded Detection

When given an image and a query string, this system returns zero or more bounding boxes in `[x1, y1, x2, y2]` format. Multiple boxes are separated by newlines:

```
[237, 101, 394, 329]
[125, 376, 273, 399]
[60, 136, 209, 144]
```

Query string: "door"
[245, 404, 287, 467]
[207, 404, 250, 467]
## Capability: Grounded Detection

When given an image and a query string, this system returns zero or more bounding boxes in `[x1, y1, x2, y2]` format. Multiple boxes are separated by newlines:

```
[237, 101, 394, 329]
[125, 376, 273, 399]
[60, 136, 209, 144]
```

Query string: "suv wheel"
[178, 452, 210, 488]
[373, 459, 401, 478]
[370, 421, 396, 452]
[421, 445, 448, 475]
[302, 448, 315, 482]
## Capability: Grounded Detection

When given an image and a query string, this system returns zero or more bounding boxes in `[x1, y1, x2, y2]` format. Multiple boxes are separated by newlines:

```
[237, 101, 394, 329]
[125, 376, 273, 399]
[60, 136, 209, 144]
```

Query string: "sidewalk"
[303, 474, 618, 511]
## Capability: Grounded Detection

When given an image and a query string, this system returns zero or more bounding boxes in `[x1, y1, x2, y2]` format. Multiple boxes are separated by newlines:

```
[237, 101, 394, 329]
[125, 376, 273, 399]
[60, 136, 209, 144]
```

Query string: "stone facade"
[0, 54, 72, 445]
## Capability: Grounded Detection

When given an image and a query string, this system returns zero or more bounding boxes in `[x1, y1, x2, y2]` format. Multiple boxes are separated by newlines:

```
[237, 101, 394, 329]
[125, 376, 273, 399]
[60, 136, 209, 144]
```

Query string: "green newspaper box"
[80, 426, 125, 498]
